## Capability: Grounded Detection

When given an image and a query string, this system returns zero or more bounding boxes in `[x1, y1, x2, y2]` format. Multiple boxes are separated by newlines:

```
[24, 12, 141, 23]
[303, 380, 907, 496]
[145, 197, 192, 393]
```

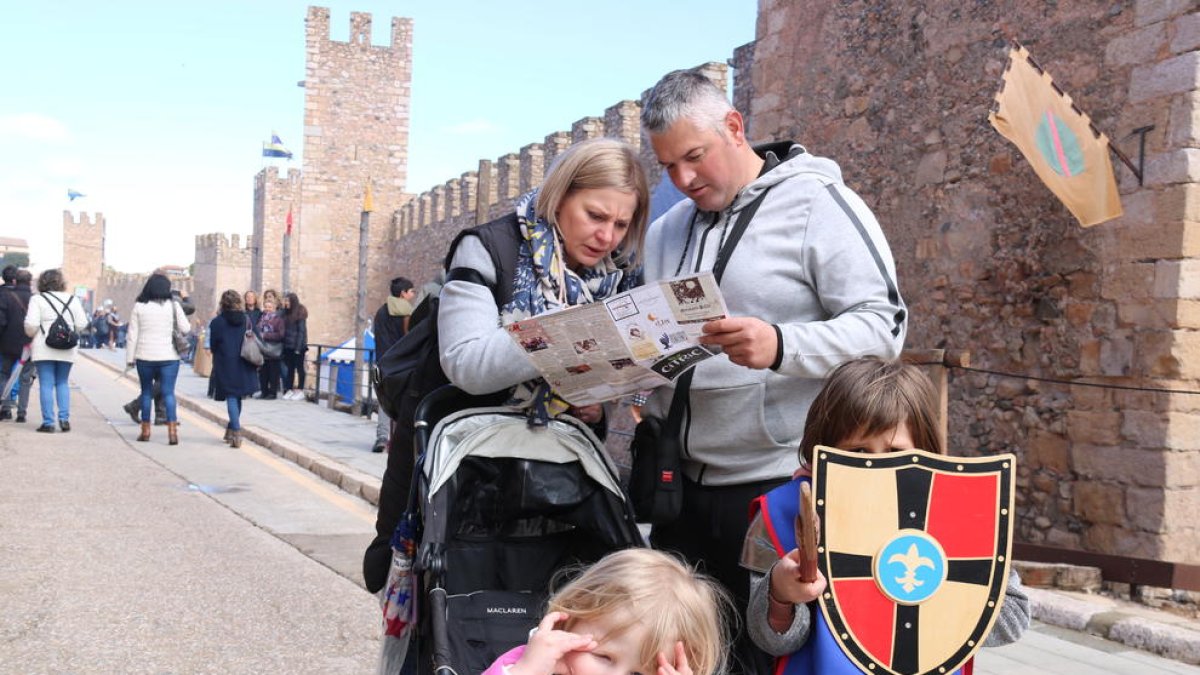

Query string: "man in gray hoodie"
[639, 69, 907, 674]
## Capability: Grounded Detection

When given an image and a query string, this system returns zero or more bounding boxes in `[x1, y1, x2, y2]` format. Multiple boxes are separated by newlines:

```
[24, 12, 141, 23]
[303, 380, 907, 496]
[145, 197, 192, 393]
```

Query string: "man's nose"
[671, 165, 695, 190]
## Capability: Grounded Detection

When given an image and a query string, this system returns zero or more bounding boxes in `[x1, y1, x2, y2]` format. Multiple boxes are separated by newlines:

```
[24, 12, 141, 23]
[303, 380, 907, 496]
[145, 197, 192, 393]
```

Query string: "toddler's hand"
[509, 611, 597, 675]
[771, 550, 828, 605]
[656, 641, 693, 675]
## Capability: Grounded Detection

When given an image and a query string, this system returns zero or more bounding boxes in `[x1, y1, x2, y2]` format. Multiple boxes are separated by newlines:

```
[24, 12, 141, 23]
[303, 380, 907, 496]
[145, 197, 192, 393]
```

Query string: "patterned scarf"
[500, 189, 642, 423]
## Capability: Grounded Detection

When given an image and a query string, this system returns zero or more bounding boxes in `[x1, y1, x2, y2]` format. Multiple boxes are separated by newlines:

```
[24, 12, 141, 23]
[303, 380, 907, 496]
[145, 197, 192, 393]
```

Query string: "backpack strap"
[39, 293, 72, 336]
[444, 212, 521, 308]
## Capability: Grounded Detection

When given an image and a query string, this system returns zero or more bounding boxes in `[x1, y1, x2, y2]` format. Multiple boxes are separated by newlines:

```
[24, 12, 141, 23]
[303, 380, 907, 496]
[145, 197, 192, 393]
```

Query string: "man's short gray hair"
[640, 69, 733, 136]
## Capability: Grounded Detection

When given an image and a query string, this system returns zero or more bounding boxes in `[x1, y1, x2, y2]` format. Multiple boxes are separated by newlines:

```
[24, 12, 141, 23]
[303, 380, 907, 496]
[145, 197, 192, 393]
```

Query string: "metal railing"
[310, 343, 378, 415]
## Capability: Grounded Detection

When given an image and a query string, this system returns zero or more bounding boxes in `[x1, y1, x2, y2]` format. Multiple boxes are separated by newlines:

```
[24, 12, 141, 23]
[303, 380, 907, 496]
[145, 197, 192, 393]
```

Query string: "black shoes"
[123, 401, 139, 425]
[15, 414, 25, 423]
[59, 421, 71, 432]
[0, 409, 11, 421]
[36, 424, 54, 433]
[371, 440, 387, 454]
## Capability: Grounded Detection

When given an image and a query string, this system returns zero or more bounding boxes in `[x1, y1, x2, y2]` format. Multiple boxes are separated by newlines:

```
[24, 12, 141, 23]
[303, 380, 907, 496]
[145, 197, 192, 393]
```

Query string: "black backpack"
[364, 214, 521, 593]
[42, 294, 79, 350]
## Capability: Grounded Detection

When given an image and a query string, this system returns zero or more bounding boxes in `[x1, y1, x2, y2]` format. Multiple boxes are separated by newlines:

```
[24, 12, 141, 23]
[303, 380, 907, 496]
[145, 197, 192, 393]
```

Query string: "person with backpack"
[362, 137, 650, 593]
[369, 276, 415, 453]
[23, 268, 88, 433]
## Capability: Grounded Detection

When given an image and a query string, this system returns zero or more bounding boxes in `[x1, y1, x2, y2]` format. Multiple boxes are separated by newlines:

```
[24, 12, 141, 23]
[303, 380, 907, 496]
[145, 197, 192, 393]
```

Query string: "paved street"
[0, 357, 380, 673]
[0, 354, 1196, 674]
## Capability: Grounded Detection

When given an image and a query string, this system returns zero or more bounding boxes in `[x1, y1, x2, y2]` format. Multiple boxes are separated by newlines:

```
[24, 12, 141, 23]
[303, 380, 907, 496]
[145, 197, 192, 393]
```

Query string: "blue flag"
[67, 188, 85, 201]
[262, 132, 293, 159]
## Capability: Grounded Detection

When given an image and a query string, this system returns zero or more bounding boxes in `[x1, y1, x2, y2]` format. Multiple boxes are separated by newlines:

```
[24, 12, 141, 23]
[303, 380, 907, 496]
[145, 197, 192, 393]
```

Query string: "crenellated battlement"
[194, 232, 254, 266]
[389, 62, 729, 287]
[255, 166, 302, 191]
[306, 6, 412, 57]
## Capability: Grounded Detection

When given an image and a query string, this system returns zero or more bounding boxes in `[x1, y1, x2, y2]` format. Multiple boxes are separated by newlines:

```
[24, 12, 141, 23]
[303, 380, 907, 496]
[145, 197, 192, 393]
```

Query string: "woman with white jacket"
[23, 268, 89, 433]
[126, 273, 190, 444]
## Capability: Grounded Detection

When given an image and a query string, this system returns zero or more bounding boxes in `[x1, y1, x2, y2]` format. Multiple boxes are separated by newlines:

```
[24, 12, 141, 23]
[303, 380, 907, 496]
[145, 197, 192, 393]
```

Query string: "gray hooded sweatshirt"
[641, 142, 907, 485]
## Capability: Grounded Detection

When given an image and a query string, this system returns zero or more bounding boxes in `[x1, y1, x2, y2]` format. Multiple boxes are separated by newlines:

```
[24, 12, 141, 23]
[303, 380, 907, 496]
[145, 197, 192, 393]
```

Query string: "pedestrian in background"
[0, 265, 32, 422]
[256, 295, 285, 400]
[244, 290, 262, 330]
[208, 289, 259, 448]
[369, 276, 414, 453]
[93, 308, 110, 350]
[106, 307, 123, 349]
[23, 269, 88, 433]
[280, 292, 308, 400]
[259, 288, 281, 396]
[126, 273, 190, 445]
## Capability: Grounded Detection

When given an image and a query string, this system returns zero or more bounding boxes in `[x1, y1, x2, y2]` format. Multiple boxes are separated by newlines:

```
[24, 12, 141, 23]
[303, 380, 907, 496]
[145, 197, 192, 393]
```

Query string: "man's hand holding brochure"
[505, 272, 728, 405]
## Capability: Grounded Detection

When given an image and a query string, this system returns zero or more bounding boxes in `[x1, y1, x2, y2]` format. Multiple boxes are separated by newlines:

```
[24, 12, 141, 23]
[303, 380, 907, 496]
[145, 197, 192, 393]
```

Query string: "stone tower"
[61, 211, 105, 309]
[295, 7, 413, 343]
[252, 166, 302, 295]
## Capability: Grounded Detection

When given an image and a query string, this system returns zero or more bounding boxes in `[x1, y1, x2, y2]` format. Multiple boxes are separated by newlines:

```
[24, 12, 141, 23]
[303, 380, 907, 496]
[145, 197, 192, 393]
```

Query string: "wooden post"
[352, 182, 373, 417]
[901, 349, 970, 454]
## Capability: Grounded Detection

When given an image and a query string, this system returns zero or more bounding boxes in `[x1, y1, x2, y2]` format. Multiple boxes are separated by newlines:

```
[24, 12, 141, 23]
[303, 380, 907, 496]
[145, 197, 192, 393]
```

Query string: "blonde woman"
[363, 138, 651, 593]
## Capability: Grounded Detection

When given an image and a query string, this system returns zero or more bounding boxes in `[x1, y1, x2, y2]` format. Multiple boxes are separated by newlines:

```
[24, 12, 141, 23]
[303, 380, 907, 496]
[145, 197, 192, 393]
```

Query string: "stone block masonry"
[745, 0, 1199, 562]
[192, 233, 253, 325]
[292, 7, 413, 344]
[252, 167, 301, 297]
[61, 211, 105, 309]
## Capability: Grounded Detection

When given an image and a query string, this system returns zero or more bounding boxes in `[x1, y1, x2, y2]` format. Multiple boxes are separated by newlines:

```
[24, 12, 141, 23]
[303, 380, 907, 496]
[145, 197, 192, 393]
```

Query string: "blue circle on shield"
[874, 530, 947, 605]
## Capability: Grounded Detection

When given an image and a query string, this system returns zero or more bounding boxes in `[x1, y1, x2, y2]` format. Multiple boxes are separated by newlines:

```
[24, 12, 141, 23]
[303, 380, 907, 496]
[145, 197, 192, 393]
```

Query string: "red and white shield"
[813, 446, 1016, 675]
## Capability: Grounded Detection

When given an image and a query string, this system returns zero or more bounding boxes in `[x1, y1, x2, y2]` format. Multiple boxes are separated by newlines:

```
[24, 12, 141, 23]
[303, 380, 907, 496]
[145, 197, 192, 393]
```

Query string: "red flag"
[285, 206, 293, 235]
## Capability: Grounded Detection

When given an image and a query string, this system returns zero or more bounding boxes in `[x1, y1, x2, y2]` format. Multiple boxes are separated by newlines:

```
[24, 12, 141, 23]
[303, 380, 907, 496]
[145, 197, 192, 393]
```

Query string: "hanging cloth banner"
[989, 44, 1123, 227]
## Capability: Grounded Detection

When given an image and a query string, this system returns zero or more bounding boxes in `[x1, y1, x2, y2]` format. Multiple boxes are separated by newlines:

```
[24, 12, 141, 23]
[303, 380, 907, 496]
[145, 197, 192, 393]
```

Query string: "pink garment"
[482, 645, 526, 675]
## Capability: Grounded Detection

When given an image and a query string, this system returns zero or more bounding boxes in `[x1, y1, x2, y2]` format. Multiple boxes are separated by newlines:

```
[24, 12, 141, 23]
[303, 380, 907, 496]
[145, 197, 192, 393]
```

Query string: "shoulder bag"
[240, 318, 264, 367]
[628, 188, 771, 524]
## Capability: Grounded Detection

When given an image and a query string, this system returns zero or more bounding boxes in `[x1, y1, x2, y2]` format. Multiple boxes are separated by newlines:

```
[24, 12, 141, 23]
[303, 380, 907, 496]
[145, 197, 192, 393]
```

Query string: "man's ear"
[724, 109, 748, 145]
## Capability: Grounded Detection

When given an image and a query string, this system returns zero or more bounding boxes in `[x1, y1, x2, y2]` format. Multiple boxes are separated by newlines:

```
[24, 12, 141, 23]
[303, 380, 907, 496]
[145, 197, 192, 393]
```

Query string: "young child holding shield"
[742, 357, 1029, 671]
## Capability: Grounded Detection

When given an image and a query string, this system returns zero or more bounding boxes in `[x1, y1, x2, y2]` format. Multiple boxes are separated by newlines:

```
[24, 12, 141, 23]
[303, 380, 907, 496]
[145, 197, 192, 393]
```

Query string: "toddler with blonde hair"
[485, 548, 731, 675]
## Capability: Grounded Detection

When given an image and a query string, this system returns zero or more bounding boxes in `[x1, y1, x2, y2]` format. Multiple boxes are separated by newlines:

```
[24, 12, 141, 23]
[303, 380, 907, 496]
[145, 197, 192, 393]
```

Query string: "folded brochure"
[505, 272, 728, 405]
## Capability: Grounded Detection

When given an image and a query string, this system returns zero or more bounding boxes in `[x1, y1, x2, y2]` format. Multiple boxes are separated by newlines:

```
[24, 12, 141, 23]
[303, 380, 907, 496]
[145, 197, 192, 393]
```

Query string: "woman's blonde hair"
[548, 548, 730, 675]
[535, 138, 650, 266]
[800, 357, 943, 465]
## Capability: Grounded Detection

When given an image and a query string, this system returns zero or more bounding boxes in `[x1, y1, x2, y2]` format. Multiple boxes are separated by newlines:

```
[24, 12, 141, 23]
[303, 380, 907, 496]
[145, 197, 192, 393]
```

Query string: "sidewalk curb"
[82, 352, 382, 507]
[1026, 576, 1200, 665]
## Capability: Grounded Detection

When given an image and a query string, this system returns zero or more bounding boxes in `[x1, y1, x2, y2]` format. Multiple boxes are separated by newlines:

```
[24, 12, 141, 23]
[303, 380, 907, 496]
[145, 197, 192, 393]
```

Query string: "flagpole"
[282, 205, 292, 294]
[351, 181, 372, 417]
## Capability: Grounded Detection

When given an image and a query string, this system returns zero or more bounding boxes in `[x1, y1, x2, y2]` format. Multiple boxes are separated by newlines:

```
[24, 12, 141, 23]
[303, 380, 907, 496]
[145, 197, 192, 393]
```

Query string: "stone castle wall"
[192, 233, 253, 324]
[747, 0, 1199, 561]
[60, 211, 105, 311]
[389, 62, 730, 287]
[252, 166, 302, 296]
[292, 7, 414, 344]
[95, 272, 195, 329]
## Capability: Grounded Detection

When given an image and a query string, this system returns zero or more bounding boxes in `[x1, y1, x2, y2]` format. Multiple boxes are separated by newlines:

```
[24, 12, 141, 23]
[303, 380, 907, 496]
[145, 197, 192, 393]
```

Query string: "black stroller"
[393, 386, 645, 675]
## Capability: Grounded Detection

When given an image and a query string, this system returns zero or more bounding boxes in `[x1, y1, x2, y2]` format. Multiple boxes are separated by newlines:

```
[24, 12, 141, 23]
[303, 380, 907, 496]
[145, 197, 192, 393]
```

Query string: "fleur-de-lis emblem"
[888, 543, 935, 594]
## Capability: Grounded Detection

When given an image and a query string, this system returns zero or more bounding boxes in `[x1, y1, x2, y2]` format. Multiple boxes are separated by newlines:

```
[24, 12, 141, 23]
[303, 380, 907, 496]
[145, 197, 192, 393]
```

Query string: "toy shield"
[813, 446, 1015, 675]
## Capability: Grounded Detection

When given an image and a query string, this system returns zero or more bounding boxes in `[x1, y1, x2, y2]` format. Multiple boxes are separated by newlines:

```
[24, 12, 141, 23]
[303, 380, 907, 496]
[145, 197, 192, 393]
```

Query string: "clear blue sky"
[0, 1, 756, 273]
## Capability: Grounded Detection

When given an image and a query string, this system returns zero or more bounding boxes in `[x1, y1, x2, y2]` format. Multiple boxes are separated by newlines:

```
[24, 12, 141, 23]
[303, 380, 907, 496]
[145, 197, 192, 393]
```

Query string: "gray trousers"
[2, 358, 34, 416]
[375, 405, 390, 444]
